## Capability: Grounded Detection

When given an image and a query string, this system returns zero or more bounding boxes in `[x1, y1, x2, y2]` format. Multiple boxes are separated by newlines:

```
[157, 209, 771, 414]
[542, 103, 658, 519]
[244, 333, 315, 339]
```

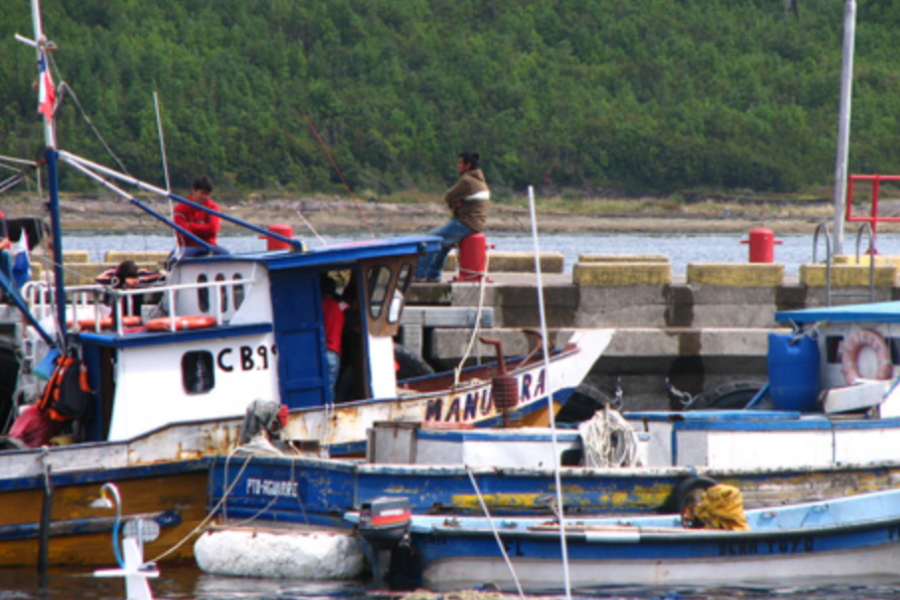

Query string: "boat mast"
[25, 0, 67, 345]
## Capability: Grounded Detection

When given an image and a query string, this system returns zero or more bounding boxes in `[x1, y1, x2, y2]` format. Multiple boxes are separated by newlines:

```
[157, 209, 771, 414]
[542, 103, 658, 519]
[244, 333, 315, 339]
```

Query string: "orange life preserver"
[841, 328, 893, 385]
[145, 315, 218, 332]
[72, 315, 143, 331]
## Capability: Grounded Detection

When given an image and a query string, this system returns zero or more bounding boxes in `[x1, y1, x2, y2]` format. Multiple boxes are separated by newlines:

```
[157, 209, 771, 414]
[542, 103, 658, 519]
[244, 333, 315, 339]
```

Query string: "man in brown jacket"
[414, 151, 490, 282]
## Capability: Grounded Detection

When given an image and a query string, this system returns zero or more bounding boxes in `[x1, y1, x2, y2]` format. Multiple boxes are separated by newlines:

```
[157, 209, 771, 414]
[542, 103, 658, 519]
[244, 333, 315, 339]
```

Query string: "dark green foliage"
[0, 0, 896, 195]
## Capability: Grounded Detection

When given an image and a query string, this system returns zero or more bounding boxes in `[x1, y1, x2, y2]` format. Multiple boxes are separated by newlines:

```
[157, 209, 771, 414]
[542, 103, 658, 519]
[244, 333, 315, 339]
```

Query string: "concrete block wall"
[444, 250, 565, 274]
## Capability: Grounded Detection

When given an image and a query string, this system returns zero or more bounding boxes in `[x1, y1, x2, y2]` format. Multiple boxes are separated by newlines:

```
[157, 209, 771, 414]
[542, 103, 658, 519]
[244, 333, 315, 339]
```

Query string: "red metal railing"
[846, 174, 900, 235]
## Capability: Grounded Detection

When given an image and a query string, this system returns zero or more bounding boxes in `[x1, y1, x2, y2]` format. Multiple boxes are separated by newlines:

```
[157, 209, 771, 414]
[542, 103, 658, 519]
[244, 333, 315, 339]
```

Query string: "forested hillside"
[1, 0, 898, 198]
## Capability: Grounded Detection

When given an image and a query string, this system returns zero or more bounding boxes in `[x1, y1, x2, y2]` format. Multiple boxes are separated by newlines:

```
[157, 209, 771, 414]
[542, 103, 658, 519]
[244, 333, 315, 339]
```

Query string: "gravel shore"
[0, 192, 869, 236]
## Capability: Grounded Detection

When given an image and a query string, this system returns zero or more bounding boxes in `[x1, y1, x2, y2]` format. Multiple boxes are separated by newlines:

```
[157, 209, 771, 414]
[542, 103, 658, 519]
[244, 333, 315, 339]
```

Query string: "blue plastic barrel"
[767, 333, 820, 412]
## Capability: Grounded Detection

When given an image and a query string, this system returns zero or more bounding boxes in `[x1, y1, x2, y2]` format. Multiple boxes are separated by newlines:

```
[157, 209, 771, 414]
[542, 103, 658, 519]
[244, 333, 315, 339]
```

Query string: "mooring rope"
[453, 253, 491, 388]
[145, 449, 253, 564]
[578, 404, 640, 468]
[466, 467, 526, 600]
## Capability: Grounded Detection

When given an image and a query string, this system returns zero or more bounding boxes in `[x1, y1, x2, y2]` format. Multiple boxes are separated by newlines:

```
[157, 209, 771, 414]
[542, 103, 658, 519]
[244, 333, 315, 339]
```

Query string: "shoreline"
[1, 194, 892, 236]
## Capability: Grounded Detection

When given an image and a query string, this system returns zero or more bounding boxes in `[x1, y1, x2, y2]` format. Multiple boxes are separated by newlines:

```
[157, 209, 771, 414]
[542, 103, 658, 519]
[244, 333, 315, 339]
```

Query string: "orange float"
[841, 328, 893, 384]
[72, 315, 143, 331]
[145, 315, 218, 332]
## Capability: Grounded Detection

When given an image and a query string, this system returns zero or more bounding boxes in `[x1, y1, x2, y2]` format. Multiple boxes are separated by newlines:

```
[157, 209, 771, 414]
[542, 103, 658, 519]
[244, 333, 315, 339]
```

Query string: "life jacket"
[36, 352, 93, 422]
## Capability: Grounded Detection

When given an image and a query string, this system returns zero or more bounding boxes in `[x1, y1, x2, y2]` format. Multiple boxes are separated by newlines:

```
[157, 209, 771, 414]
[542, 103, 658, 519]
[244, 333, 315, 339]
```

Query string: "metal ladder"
[812, 221, 876, 306]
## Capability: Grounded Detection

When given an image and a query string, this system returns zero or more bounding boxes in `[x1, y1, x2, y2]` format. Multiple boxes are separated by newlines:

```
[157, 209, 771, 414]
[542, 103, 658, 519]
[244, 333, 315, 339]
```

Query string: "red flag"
[38, 53, 55, 118]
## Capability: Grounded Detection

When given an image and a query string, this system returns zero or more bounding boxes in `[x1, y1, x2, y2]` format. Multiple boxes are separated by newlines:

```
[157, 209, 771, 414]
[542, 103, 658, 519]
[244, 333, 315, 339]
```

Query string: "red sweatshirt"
[322, 296, 345, 355]
[174, 196, 222, 247]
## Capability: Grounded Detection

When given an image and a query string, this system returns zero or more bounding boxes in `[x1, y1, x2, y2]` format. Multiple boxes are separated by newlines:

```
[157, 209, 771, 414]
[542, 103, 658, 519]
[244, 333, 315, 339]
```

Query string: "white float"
[194, 526, 366, 579]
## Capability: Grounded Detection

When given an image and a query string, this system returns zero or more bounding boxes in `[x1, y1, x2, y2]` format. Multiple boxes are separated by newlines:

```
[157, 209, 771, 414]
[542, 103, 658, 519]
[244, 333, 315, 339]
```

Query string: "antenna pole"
[528, 185, 571, 600]
[153, 91, 177, 247]
[832, 0, 856, 256]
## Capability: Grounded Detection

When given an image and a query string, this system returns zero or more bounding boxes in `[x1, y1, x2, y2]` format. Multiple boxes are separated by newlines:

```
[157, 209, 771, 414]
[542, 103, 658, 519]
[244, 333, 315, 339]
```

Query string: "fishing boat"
[0, 0, 610, 568]
[207, 298, 900, 538]
[351, 487, 900, 592]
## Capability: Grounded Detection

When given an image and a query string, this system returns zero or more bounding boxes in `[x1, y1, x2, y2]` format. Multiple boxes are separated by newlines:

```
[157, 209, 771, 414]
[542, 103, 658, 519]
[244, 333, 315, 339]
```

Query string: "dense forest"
[1, 0, 898, 199]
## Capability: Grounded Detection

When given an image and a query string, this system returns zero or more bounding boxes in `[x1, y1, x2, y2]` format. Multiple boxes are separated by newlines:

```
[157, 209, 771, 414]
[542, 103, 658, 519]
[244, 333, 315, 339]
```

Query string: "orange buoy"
[841, 328, 893, 384]
[145, 315, 218, 332]
[73, 315, 143, 331]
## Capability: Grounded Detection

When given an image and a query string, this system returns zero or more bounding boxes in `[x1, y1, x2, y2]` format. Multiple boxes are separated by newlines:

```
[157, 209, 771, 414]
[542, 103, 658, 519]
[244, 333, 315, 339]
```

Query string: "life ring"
[73, 316, 143, 331]
[145, 315, 218, 332]
[841, 328, 893, 384]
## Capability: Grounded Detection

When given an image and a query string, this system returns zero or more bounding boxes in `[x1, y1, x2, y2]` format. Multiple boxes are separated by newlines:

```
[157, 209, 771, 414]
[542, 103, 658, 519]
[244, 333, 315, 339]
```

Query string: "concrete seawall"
[411, 253, 898, 410]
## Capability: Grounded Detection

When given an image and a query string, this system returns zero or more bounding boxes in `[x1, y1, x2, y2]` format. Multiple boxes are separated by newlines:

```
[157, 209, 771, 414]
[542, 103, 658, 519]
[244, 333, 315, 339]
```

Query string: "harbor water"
[6, 565, 900, 599]
[60, 230, 900, 275]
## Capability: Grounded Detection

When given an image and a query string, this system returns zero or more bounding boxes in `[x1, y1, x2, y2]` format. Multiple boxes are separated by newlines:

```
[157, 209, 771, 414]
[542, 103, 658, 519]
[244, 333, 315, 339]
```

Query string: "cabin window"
[387, 263, 412, 324]
[197, 274, 210, 312]
[233, 274, 245, 309]
[216, 273, 228, 312]
[889, 338, 900, 365]
[825, 336, 843, 363]
[367, 265, 392, 319]
[182, 351, 215, 394]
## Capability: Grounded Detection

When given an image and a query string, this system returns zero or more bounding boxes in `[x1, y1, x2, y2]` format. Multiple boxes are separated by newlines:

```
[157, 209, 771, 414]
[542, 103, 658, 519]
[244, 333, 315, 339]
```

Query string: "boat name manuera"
[424, 368, 546, 423]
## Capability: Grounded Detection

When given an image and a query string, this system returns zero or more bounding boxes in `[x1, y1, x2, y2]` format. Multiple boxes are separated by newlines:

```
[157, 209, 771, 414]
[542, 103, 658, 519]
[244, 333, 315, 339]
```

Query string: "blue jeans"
[415, 219, 476, 280]
[326, 349, 341, 399]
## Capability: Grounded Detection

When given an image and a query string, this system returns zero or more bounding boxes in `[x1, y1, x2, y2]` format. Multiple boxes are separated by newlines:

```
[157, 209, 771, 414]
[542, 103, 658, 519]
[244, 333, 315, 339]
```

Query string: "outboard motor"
[356, 496, 411, 585]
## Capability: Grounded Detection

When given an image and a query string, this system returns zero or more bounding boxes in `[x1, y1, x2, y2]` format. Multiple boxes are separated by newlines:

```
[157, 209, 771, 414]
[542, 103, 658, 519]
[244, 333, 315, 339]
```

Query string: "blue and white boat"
[0, 0, 611, 568]
[349, 488, 900, 592]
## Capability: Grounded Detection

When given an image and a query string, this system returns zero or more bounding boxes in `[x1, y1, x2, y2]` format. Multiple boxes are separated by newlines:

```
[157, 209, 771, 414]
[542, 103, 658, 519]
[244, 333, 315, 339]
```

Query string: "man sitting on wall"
[414, 151, 490, 283]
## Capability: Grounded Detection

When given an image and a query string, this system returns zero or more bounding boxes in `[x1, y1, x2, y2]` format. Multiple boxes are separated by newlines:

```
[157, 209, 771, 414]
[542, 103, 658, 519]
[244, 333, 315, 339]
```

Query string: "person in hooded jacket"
[414, 151, 490, 282]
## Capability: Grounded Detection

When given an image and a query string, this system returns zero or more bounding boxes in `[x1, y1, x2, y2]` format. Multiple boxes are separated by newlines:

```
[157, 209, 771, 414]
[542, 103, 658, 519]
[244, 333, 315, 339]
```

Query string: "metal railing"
[22, 275, 255, 335]
[845, 173, 900, 236]
[813, 221, 875, 306]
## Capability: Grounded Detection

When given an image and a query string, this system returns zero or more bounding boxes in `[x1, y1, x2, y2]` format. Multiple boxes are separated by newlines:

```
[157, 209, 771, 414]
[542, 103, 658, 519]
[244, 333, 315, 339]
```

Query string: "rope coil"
[578, 405, 640, 468]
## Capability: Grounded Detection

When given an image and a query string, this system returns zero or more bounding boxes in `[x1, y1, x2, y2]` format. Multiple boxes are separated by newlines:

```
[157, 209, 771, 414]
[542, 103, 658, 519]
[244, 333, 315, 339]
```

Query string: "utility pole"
[832, 0, 856, 256]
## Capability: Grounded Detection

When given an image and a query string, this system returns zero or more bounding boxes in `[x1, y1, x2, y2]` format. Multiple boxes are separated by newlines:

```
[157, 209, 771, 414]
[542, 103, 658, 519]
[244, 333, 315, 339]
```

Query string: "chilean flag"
[38, 53, 55, 118]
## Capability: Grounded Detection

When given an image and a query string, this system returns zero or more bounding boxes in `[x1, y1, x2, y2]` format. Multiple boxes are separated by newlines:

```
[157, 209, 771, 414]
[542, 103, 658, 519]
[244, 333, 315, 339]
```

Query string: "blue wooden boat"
[207, 297, 900, 536]
[348, 488, 900, 592]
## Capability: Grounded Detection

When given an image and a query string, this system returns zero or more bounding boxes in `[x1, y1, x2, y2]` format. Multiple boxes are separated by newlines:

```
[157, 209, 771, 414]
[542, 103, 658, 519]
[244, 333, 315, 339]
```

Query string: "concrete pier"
[409, 254, 900, 410]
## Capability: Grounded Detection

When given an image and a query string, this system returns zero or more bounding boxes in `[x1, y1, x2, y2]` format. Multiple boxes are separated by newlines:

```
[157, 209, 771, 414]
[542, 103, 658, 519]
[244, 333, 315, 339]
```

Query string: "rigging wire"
[299, 106, 375, 238]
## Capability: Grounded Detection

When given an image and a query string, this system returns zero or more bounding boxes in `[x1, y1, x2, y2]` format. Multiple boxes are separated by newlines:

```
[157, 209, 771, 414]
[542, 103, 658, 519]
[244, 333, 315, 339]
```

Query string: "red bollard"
[740, 228, 782, 263]
[258, 223, 294, 251]
[456, 233, 488, 282]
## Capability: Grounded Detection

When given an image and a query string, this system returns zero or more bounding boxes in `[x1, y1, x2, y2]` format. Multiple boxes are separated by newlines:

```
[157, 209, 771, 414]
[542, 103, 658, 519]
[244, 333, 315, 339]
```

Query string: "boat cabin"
[26, 236, 435, 442]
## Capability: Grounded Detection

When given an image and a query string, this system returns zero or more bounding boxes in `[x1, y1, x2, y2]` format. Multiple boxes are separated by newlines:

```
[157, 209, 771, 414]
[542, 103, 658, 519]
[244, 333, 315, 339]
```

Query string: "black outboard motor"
[356, 496, 411, 585]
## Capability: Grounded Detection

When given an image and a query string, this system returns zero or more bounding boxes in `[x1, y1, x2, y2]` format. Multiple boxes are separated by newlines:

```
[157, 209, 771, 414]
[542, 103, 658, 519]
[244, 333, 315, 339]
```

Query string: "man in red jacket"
[173, 175, 229, 259]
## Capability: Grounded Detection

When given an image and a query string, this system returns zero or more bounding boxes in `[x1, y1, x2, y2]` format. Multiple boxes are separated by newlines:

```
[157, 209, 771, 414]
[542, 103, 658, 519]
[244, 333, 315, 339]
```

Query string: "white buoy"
[195, 526, 365, 579]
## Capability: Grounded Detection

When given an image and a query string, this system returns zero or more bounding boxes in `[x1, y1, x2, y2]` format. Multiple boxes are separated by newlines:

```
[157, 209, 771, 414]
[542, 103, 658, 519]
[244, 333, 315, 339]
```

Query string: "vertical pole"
[527, 186, 571, 600]
[45, 149, 67, 347]
[832, 0, 856, 256]
[38, 457, 53, 585]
